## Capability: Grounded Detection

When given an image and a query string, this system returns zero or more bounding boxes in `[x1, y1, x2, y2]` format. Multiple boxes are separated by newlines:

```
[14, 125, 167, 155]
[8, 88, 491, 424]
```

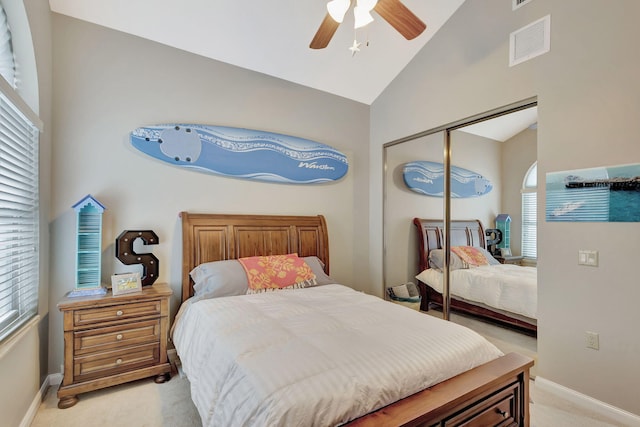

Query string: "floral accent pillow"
[238, 253, 317, 294]
[451, 246, 490, 267]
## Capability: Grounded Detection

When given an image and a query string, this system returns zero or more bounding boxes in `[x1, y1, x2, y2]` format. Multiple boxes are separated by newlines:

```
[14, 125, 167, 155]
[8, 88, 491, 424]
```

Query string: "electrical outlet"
[585, 331, 599, 350]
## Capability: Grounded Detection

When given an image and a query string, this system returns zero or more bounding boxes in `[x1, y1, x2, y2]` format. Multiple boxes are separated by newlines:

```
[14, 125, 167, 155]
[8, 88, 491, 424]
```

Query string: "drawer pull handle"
[116, 334, 123, 340]
[115, 358, 123, 365]
[116, 310, 124, 316]
[496, 409, 508, 418]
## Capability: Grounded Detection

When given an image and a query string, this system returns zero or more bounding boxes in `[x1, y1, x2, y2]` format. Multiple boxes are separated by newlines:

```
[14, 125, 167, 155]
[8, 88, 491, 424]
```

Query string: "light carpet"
[31, 376, 200, 427]
[30, 310, 626, 427]
[30, 372, 627, 426]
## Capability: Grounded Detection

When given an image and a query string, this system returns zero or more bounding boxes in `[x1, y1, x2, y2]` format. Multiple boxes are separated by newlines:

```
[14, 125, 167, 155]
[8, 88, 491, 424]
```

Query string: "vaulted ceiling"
[48, 0, 465, 105]
[49, 1, 538, 137]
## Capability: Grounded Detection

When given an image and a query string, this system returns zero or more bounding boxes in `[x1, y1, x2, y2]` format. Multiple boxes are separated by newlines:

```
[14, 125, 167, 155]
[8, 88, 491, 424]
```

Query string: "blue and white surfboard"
[402, 161, 493, 198]
[130, 124, 348, 184]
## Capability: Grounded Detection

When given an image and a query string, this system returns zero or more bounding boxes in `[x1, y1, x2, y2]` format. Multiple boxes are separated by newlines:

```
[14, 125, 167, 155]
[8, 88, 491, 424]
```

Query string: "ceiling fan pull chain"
[349, 28, 362, 56]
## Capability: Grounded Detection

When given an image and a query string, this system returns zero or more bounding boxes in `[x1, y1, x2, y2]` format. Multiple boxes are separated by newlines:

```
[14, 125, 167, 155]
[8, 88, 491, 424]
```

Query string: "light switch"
[578, 250, 598, 266]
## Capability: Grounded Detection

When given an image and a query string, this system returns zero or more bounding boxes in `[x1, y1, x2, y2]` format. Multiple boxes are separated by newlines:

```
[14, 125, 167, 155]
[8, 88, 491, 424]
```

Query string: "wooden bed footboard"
[347, 352, 533, 426]
[421, 285, 537, 336]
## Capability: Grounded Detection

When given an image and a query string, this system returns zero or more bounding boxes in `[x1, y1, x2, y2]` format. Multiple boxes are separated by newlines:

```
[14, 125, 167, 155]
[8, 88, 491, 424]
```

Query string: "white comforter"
[172, 284, 503, 427]
[417, 264, 537, 319]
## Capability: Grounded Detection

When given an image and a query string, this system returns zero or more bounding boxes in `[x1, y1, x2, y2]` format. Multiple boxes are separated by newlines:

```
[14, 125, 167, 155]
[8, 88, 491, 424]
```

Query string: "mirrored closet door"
[383, 99, 538, 355]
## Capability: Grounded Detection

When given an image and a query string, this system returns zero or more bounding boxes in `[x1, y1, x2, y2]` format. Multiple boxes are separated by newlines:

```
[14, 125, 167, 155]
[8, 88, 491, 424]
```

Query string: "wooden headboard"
[180, 212, 330, 302]
[413, 218, 487, 272]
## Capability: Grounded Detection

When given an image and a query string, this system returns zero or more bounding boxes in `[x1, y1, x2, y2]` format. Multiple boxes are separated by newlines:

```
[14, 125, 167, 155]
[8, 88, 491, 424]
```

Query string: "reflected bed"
[413, 218, 537, 335]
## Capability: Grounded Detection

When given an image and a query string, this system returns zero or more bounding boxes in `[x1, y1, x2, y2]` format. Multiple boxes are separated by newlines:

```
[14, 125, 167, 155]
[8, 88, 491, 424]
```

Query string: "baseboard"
[19, 372, 61, 427]
[535, 376, 640, 426]
[49, 372, 63, 386]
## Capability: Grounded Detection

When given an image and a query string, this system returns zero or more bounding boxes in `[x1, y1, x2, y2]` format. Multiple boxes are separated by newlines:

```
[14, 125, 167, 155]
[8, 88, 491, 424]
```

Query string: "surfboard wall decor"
[129, 124, 348, 184]
[402, 161, 493, 198]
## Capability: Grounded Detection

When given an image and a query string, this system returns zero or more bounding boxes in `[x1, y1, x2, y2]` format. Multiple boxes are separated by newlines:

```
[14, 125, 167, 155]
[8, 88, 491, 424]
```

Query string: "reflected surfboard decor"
[403, 161, 493, 198]
[130, 124, 348, 184]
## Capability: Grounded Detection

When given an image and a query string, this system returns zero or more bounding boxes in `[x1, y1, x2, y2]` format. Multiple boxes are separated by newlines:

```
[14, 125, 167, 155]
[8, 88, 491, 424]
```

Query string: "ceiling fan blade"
[310, 13, 341, 49]
[374, 0, 426, 40]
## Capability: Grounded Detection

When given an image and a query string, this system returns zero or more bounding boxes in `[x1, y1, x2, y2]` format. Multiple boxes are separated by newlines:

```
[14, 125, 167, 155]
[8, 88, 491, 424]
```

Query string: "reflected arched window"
[521, 162, 537, 259]
[0, 5, 15, 88]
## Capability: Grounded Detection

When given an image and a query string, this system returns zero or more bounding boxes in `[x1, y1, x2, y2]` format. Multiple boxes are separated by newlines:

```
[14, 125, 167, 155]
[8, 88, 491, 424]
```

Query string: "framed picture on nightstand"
[111, 272, 142, 296]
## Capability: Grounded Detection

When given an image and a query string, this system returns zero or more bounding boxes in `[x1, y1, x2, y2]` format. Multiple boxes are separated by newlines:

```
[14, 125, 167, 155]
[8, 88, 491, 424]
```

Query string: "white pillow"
[190, 259, 248, 297]
[475, 247, 501, 265]
[428, 250, 466, 271]
[303, 256, 336, 286]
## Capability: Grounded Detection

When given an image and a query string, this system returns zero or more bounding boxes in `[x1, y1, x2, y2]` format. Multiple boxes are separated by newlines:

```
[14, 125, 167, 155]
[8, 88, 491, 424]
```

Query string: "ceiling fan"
[310, 0, 427, 49]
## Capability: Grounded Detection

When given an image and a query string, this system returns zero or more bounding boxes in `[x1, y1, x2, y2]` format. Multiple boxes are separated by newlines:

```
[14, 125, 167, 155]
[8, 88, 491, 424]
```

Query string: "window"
[0, 6, 14, 88]
[521, 162, 537, 259]
[0, 4, 40, 342]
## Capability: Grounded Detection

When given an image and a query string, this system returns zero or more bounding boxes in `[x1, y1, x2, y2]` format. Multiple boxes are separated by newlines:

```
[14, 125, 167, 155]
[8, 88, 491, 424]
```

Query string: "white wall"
[371, 0, 640, 415]
[49, 14, 370, 375]
[0, 320, 40, 427]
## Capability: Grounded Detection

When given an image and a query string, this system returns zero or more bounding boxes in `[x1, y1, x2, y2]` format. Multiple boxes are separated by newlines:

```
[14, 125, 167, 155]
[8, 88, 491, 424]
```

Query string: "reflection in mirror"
[446, 106, 538, 346]
[455, 106, 538, 263]
[384, 131, 444, 318]
[383, 102, 538, 351]
[448, 129, 501, 229]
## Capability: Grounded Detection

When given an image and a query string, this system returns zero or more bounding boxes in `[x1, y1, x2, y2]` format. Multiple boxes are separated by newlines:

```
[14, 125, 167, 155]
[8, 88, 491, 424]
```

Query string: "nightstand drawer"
[74, 319, 160, 355]
[443, 382, 519, 427]
[74, 343, 160, 382]
[73, 300, 162, 328]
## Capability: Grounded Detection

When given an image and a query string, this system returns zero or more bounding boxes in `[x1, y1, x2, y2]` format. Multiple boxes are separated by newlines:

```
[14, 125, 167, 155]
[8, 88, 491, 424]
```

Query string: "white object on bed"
[189, 256, 336, 298]
[416, 264, 537, 319]
[172, 284, 503, 427]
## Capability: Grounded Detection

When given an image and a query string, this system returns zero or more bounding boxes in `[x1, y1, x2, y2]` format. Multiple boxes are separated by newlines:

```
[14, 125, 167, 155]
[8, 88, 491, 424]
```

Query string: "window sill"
[0, 315, 40, 360]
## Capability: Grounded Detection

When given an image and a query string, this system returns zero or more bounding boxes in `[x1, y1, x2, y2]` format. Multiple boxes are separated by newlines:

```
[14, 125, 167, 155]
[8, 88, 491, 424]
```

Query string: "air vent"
[513, 0, 533, 11]
[509, 15, 551, 67]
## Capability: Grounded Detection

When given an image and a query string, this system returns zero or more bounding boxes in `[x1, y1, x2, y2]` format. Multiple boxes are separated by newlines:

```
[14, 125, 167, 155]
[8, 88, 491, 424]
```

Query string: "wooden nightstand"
[496, 256, 523, 266]
[57, 282, 173, 409]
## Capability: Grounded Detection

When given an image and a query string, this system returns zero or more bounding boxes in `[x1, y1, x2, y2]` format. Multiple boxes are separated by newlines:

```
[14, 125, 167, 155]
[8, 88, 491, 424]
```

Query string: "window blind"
[521, 162, 537, 260]
[521, 190, 537, 259]
[0, 88, 39, 342]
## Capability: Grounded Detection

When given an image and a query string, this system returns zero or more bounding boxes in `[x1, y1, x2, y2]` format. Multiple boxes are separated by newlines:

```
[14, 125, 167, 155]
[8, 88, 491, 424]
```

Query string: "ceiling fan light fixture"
[353, 6, 374, 29]
[327, 0, 350, 23]
[311, 0, 424, 50]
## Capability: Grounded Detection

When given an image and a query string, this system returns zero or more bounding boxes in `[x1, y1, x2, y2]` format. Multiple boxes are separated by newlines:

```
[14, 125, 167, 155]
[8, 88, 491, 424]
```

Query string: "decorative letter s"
[115, 230, 159, 286]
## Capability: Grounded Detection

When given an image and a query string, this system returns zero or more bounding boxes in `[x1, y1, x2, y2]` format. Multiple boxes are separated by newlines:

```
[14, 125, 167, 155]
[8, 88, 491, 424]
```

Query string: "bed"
[413, 218, 537, 335]
[172, 212, 534, 426]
